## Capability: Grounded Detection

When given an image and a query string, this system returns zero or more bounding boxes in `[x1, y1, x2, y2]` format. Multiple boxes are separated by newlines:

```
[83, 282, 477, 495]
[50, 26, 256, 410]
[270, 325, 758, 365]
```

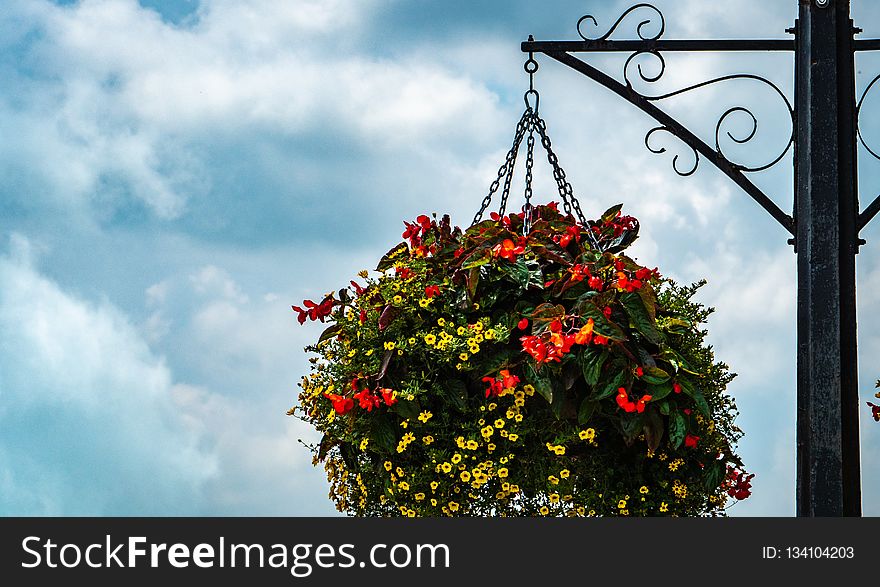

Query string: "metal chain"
[522, 118, 536, 234]
[533, 116, 588, 226]
[472, 109, 530, 225]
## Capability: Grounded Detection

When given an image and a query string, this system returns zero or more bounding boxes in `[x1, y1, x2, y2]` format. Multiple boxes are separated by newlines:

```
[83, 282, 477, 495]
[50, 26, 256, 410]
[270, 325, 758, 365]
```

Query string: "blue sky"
[1, 0, 879, 516]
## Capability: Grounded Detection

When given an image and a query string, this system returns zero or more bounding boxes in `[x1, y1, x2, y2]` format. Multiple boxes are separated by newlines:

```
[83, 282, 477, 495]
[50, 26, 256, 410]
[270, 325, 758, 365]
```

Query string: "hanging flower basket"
[290, 202, 752, 516]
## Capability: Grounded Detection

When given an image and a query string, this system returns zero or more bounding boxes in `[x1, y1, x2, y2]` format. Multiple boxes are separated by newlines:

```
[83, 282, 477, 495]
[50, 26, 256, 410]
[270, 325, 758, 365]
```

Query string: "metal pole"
[794, 0, 861, 516]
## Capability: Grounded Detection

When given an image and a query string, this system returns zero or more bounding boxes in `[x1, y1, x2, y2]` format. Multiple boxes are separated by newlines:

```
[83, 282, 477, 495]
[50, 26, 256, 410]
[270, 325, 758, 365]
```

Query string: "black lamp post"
[523, 0, 880, 516]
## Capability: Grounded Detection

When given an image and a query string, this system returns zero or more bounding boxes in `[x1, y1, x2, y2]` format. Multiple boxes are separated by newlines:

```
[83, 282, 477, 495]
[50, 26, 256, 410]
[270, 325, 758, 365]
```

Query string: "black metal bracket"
[521, 3, 880, 242]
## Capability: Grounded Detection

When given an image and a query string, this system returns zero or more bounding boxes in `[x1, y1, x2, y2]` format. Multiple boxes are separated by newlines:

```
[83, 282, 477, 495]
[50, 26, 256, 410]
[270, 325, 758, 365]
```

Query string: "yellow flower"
[359, 438, 369, 451]
[488, 403, 497, 411]
[494, 419, 505, 428]
[466, 440, 479, 450]
[456, 326, 467, 335]
[487, 443, 496, 452]
[640, 486, 649, 494]
[418, 298, 430, 308]
[357, 270, 368, 278]
[555, 446, 566, 456]
[448, 501, 460, 512]
[474, 333, 484, 343]
[418, 411, 433, 423]
[484, 329, 495, 340]
[437, 318, 446, 326]
[431, 499, 438, 506]
[497, 467, 509, 478]
[398, 481, 410, 491]
[384, 341, 396, 350]
[415, 493, 425, 501]
[430, 481, 439, 490]
[618, 500, 627, 509]
[523, 384, 535, 396]
[539, 506, 550, 516]
[507, 433, 519, 441]
[560, 469, 570, 479]
[451, 453, 462, 464]
[549, 493, 560, 504]
[514, 414, 523, 423]
[460, 471, 472, 482]
[548, 475, 559, 485]
[424, 334, 436, 345]
[459, 352, 469, 361]
[408, 337, 416, 345]
[384, 461, 392, 471]
[660, 502, 669, 513]
[396, 467, 405, 477]
[473, 321, 483, 332]
[469, 344, 480, 354]
[422, 435, 434, 445]
[393, 295, 403, 304]
[441, 462, 452, 473]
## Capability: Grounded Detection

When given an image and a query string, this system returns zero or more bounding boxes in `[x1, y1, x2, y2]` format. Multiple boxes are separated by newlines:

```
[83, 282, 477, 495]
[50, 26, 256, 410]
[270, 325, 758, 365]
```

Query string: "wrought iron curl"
[619, 50, 795, 174]
[645, 127, 699, 176]
[857, 73, 880, 162]
[577, 3, 665, 42]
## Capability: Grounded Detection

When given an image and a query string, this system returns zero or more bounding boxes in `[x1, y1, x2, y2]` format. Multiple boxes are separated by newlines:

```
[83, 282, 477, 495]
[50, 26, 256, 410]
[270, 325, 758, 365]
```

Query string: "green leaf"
[678, 378, 710, 417]
[317, 323, 342, 344]
[641, 366, 670, 385]
[601, 204, 623, 223]
[580, 347, 608, 386]
[577, 301, 626, 341]
[550, 383, 566, 420]
[647, 380, 674, 402]
[669, 410, 687, 449]
[393, 399, 421, 421]
[659, 400, 671, 416]
[620, 291, 663, 344]
[621, 413, 644, 443]
[466, 266, 480, 300]
[703, 461, 725, 491]
[376, 242, 409, 271]
[524, 361, 553, 404]
[460, 250, 492, 270]
[370, 416, 397, 453]
[438, 379, 468, 412]
[593, 369, 626, 401]
[578, 398, 599, 425]
[644, 407, 664, 453]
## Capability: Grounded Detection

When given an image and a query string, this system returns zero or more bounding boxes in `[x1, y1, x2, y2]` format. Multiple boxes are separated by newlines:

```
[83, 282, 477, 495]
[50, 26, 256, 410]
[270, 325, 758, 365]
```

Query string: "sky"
[1, 0, 879, 516]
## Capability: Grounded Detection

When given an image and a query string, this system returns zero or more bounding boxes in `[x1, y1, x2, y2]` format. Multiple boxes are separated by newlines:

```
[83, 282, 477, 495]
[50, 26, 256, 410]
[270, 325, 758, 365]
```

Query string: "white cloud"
[0, 235, 216, 513]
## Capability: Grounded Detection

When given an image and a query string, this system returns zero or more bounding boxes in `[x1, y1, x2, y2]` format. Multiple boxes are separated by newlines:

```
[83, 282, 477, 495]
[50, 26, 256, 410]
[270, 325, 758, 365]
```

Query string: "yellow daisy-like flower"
[398, 481, 410, 491]
[559, 469, 570, 479]
[494, 419, 505, 428]
[415, 493, 425, 501]
[547, 475, 559, 485]
[497, 467, 509, 478]
[437, 318, 446, 326]
[396, 467, 405, 477]
[469, 345, 480, 354]
[418, 298, 430, 308]
[408, 337, 416, 345]
[384, 341, 396, 350]
[473, 321, 483, 332]
[430, 481, 439, 491]
[465, 440, 479, 450]
[507, 433, 519, 442]
[418, 411, 433, 423]
[539, 506, 550, 516]
[448, 501, 460, 512]
[422, 435, 434, 445]
[523, 384, 535, 396]
[514, 414, 523, 423]
[549, 493, 560, 504]
[459, 352, 469, 361]
[393, 295, 403, 304]
[384, 461, 393, 471]
[484, 329, 495, 340]
[359, 438, 369, 450]
[431, 499, 438, 506]
[457, 326, 467, 336]
[640, 485, 649, 494]
[440, 462, 452, 473]
[487, 443, 496, 452]
[460, 471, 471, 482]
[451, 453, 462, 464]
[407, 510, 416, 518]
[424, 334, 436, 345]
[618, 500, 627, 509]
[659, 502, 669, 513]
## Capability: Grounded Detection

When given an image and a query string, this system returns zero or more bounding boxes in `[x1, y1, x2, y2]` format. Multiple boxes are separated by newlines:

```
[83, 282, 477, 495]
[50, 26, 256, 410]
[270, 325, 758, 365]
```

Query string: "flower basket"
[290, 202, 752, 516]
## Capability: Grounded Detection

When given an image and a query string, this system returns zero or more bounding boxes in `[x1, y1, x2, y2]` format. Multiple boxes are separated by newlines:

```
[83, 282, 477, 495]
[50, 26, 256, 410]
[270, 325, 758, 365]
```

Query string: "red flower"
[635, 366, 644, 378]
[616, 388, 637, 413]
[726, 468, 754, 500]
[359, 309, 367, 323]
[546, 202, 559, 211]
[517, 318, 529, 330]
[684, 434, 700, 448]
[349, 280, 366, 296]
[425, 285, 441, 298]
[569, 264, 590, 283]
[292, 296, 335, 324]
[588, 276, 604, 291]
[683, 408, 692, 416]
[454, 247, 465, 258]
[868, 402, 880, 422]
[492, 239, 525, 262]
[379, 388, 397, 407]
[324, 393, 354, 415]
[521, 335, 548, 363]
[603, 306, 612, 319]
[673, 381, 682, 394]
[482, 376, 504, 398]
[635, 267, 652, 281]
[354, 388, 381, 411]
[499, 369, 520, 390]
[574, 319, 594, 345]
[593, 334, 609, 345]
[614, 258, 625, 271]
[635, 394, 652, 413]
[395, 266, 414, 280]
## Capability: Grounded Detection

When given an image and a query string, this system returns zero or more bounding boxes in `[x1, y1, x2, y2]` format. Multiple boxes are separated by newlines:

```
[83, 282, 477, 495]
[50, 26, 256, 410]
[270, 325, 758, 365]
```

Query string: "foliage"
[290, 203, 752, 516]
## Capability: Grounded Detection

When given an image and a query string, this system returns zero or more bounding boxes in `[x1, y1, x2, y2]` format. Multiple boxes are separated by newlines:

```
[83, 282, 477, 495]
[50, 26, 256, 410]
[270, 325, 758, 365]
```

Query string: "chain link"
[472, 88, 591, 237]
[472, 109, 530, 225]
